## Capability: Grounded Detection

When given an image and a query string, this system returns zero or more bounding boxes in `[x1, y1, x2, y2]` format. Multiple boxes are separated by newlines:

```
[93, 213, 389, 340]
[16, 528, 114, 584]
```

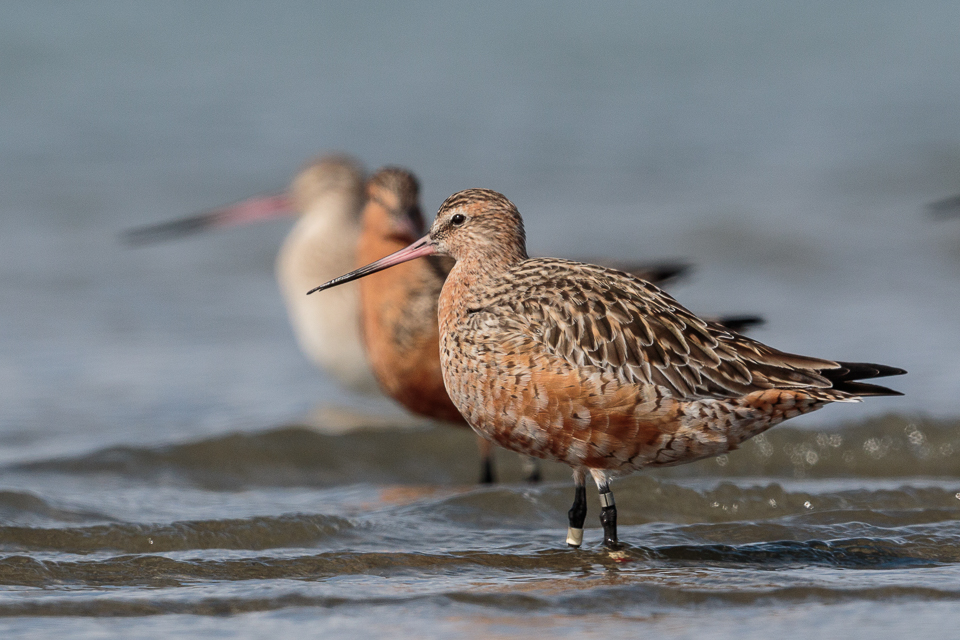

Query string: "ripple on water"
[1, 415, 959, 632]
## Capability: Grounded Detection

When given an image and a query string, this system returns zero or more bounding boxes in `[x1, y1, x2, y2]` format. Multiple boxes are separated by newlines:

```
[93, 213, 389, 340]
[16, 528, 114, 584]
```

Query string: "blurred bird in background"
[125, 155, 764, 483]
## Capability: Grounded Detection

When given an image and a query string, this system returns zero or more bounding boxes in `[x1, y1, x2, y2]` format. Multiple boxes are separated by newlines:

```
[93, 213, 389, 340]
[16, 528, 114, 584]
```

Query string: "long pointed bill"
[121, 193, 293, 245]
[308, 234, 437, 295]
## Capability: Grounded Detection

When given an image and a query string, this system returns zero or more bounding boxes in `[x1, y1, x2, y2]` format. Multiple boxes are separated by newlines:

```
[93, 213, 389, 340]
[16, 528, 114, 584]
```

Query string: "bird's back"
[438, 257, 902, 471]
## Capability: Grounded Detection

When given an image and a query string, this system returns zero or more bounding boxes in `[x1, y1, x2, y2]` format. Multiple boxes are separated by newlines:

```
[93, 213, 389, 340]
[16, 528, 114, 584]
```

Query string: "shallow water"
[2, 1, 960, 637]
[0, 417, 959, 638]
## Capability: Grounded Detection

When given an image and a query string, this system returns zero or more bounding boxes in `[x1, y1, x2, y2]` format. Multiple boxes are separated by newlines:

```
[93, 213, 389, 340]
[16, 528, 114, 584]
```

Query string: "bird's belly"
[443, 347, 827, 472]
[439, 348, 677, 470]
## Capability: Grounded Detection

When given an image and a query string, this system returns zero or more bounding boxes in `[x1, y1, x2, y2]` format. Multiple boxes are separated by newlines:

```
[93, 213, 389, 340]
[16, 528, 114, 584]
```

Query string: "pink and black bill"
[121, 193, 292, 245]
[307, 235, 437, 295]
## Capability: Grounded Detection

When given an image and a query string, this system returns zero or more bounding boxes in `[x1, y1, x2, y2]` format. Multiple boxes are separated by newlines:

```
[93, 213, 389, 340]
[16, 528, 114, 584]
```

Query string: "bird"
[126, 159, 763, 483]
[125, 157, 736, 485]
[124, 154, 379, 393]
[309, 188, 906, 549]
[355, 167, 763, 484]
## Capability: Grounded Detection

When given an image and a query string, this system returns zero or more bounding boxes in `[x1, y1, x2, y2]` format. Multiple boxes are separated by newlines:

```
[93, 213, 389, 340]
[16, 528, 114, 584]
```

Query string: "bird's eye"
[451, 213, 466, 226]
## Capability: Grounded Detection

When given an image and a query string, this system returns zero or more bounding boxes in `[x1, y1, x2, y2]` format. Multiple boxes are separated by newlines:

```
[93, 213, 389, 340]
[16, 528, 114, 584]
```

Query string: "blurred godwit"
[125, 155, 378, 392]
[356, 167, 760, 483]
[310, 188, 906, 548]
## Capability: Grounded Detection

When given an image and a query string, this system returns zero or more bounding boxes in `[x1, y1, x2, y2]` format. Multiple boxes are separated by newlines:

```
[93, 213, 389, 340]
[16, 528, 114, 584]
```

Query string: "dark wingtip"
[837, 381, 905, 397]
[926, 194, 960, 217]
[713, 314, 765, 333]
[597, 260, 692, 285]
[643, 262, 692, 285]
[835, 362, 907, 380]
[824, 361, 906, 396]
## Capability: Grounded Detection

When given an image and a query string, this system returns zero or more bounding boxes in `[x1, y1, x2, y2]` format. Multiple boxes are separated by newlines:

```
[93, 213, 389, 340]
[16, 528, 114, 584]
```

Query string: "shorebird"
[126, 158, 734, 484]
[310, 188, 906, 548]
[356, 168, 762, 484]
[125, 155, 379, 392]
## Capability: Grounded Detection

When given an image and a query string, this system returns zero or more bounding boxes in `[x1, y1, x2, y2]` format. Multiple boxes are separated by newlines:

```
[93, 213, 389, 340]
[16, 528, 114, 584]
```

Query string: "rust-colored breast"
[358, 227, 464, 424]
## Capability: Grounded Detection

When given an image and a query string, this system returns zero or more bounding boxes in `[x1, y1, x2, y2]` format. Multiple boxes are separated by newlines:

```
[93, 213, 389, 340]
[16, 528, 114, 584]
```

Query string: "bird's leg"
[566, 468, 588, 548]
[598, 487, 619, 548]
[479, 457, 494, 484]
[522, 456, 542, 483]
[477, 436, 495, 484]
[591, 469, 619, 548]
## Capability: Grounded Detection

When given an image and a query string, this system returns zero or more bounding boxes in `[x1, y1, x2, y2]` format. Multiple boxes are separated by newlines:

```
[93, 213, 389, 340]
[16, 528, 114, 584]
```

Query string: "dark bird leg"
[522, 456, 542, 483]
[591, 470, 620, 548]
[477, 436, 495, 484]
[598, 485, 619, 548]
[479, 456, 494, 484]
[567, 468, 588, 548]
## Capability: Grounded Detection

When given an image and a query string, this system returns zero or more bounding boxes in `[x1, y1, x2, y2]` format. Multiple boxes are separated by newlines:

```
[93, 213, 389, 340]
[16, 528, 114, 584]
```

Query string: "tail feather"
[631, 261, 691, 285]
[823, 361, 906, 397]
[711, 314, 765, 334]
[589, 259, 691, 286]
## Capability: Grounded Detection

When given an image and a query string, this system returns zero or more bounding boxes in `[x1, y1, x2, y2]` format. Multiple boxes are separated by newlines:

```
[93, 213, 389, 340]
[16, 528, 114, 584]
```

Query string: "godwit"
[125, 155, 379, 392]
[310, 188, 906, 548]
[356, 168, 762, 483]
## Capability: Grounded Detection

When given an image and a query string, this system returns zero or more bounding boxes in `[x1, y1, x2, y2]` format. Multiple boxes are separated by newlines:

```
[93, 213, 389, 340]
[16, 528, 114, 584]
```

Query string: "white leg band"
[599, 492, 615, 508]
[566, 527, 584, 547]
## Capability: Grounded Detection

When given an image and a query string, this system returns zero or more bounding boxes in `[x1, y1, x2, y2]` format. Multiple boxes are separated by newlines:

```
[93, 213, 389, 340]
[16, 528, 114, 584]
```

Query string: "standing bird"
[124, 155, 379, 393]
[356, 168, 757, 483]
[310, 189, 905, 548]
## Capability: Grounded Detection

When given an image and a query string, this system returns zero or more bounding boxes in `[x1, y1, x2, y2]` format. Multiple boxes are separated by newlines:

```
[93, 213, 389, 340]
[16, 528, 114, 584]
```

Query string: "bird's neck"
[437, 250, 519, 332]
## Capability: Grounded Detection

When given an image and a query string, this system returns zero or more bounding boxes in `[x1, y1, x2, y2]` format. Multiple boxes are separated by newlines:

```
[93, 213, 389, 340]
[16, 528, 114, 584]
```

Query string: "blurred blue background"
[2, 1, 958, 462]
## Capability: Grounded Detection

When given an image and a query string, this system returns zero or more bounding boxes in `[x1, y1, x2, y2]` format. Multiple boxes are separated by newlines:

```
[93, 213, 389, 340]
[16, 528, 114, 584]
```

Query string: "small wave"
[418, 477, 960, 531]
[649, 415, 960, 480]
[3, 584, 956, 620]
[13, 416, 960, 491]
[0, 490, 111, 525]
[644, 538, 939, 568]
[0, 513, 352, 554]
[13, 426, 487, 489]
[0, 531, 957, 591]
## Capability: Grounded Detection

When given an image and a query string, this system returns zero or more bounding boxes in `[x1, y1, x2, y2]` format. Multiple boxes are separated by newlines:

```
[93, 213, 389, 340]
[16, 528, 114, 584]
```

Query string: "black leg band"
[598, 487, 619, 548]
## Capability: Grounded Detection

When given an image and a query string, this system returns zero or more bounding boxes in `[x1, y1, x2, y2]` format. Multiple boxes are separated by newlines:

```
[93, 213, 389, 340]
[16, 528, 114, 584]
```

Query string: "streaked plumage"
[355, 168, 755, 483]
[311, 188, 905, 548]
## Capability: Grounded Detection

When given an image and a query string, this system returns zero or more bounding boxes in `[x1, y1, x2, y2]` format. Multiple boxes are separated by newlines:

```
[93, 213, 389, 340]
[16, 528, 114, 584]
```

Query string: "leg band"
[566, 527, 584, 547]
[599, 491, 615, 509]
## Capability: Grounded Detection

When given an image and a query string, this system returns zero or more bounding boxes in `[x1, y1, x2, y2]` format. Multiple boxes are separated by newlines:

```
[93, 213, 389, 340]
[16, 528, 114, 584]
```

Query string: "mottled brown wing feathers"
[484, 259, 844, 400]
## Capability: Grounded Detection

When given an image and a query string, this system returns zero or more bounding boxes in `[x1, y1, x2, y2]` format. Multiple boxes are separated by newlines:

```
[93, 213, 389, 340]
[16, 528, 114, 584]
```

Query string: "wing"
[476, 258, 842, 401]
